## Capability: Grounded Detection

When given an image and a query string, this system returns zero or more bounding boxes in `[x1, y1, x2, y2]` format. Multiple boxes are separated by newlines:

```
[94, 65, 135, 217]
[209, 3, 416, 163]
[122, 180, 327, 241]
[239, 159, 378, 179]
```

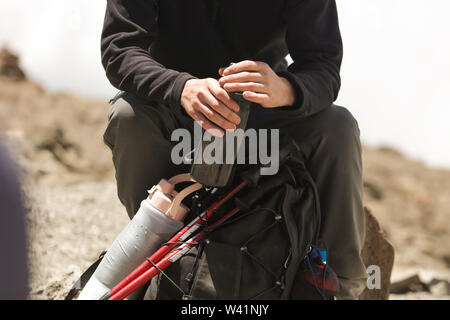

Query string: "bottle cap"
[147, 179, 190, 221]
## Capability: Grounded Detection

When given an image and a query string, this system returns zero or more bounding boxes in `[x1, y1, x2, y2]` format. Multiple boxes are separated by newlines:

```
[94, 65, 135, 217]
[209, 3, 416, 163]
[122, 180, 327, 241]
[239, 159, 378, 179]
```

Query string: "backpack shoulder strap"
[65, 251, 107, 300]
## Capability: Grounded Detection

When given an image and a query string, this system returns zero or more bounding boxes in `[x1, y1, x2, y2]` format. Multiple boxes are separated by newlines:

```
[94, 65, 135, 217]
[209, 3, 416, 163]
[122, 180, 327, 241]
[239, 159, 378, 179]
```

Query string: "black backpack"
[146, 156, 338, 300]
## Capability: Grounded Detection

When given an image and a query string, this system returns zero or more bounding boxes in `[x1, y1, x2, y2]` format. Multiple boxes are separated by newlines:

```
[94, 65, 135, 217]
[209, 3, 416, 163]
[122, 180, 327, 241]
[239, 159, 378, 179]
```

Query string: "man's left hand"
[218, 60, 296, 108]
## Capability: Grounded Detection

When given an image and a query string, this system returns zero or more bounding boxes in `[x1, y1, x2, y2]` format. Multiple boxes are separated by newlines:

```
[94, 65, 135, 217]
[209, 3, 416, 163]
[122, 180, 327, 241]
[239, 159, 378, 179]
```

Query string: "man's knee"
[320, 105, 361, 154]
[103, 93, 167, 149]
[103, 94, 136, 148]
[328, 105, 359, 137]
[109, 93, 146, 131]
[111, 95, 135, 121]
[286, 105, 361, 159]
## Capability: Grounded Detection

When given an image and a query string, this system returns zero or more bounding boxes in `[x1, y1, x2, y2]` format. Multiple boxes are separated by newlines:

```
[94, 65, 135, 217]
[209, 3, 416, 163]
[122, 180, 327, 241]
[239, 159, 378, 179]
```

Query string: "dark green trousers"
[103, 92, 368, 299]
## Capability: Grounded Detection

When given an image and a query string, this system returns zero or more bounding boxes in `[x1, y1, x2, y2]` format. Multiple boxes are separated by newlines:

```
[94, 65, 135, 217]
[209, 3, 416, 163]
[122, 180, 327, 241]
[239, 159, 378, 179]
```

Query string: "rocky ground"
[1, 48, 449, 300]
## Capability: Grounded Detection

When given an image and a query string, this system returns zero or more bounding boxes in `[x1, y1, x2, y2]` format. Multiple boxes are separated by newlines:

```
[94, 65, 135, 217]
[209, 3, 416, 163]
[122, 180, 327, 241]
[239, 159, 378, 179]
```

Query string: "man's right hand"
[180, 78, 241, 137]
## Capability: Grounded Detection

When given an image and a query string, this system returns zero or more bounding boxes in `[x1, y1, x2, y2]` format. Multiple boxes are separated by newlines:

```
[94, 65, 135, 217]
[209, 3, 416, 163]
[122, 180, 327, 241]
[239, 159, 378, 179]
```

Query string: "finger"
[209, 84, 241, 113]
[219, 71, 264, 86]
[242, 91, 270, 106]
[196, 98, 238, 131]
[191, 111, 224, 137]
[222, 81, 267, 93]
[200, 91, 240, 126]
[218, 67, 226, 76]
[222, 60, 266, 76]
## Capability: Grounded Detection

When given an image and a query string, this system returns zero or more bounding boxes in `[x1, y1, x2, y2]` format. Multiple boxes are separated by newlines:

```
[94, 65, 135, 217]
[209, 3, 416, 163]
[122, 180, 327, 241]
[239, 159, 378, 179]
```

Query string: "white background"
[0, 0, 449, 168]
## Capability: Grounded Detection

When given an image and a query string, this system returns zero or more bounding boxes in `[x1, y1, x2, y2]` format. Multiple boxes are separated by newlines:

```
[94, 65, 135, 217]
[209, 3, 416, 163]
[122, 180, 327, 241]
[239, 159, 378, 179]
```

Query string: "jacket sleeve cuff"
[168, 72, 197, 117]
[276, 70, 307, 115]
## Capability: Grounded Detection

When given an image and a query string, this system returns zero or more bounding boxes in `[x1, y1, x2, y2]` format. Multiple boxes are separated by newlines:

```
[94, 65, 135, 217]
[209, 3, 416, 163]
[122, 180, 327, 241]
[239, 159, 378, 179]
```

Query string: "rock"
[429, 279, 450, 297]
[364, 181, 384, 200]
[390, 274, 429, 294]
[389, 275, 450, 298]
[0, 47, 26, 81]
[359, 207, 395, 300]
[35, 127, 85, 173]
[442, 255, 450, 268]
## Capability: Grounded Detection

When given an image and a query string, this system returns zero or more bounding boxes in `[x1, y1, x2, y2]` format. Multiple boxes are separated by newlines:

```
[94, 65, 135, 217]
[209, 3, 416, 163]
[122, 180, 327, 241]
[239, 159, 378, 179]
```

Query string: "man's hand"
[181, 78, 241, 137]
[218, 60, 296, 108]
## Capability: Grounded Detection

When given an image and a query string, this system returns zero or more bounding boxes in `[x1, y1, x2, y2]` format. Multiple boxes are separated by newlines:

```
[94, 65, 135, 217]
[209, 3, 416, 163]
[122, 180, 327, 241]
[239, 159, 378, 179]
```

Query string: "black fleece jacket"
[101, 0, 343, 118]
